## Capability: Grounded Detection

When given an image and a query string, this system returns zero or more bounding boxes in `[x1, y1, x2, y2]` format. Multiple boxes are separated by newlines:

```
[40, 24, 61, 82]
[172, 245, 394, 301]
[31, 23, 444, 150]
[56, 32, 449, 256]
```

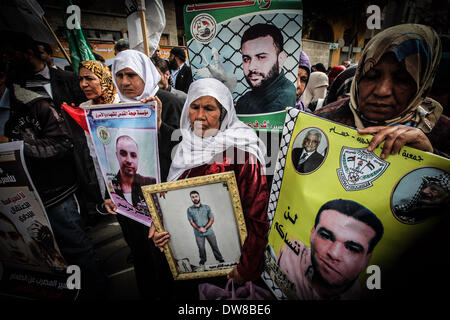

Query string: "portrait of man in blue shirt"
[187, 190, 224, 266]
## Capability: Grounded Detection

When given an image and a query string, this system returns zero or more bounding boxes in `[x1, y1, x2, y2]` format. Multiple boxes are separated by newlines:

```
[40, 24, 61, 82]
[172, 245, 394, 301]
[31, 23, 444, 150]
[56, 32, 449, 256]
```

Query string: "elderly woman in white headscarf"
[151, 78, 270, 288]
[105, 49, 178, 300]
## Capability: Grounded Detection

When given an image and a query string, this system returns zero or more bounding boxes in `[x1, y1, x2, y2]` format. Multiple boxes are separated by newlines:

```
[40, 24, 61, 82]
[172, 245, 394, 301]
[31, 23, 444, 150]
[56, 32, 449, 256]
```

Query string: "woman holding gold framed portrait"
[150, 78, 270, 298]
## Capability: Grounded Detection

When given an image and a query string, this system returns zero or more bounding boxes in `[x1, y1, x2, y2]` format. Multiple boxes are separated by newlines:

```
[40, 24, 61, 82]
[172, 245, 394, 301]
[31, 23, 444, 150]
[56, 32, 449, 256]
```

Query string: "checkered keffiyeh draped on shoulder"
[394, 172, 450, 213]
[349, 24, 443, 133]
[80, 60, 117, 104]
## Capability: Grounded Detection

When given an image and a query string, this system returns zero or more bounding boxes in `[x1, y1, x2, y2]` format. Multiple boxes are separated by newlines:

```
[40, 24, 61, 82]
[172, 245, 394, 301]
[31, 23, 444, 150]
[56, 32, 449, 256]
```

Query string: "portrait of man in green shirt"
[236, 23, 297, 114]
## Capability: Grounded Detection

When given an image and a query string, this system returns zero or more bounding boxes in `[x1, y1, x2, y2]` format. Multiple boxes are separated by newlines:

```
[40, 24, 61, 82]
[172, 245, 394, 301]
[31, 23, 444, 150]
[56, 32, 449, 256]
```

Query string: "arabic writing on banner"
[183, 0, 302, 104]
[0, 142, 72, 299]
[262, 110, 450, 300]
[237, 110, 286, 132]
[84, 102, 160, 226]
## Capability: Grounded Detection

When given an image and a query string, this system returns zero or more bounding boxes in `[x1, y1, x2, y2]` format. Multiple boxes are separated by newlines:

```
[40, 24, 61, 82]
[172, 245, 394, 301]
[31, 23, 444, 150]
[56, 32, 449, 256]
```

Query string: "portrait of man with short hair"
[111, 134, 156, 215]
[187, 190, 225, 267]
[235, 23, 297, 114]
[277, 199, 384, 300]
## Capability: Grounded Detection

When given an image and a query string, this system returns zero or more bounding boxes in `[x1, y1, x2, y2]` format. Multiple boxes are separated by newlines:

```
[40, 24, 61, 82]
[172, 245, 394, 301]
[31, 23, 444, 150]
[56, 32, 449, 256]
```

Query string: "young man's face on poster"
[116, 137, 139, 177]
[242, 35, 283, 89]
[310, 209, 374, 288]
[190, 192, 200, 205]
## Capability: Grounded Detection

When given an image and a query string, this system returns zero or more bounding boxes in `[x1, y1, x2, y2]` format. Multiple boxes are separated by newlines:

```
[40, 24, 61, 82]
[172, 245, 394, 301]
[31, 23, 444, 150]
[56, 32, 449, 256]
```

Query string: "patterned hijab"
[79, 60, 116, 104]
[349, 24, 442, 133]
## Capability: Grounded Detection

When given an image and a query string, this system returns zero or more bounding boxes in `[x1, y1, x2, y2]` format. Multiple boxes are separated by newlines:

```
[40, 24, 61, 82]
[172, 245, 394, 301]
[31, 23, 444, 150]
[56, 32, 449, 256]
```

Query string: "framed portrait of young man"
[142, 171, 247, 280]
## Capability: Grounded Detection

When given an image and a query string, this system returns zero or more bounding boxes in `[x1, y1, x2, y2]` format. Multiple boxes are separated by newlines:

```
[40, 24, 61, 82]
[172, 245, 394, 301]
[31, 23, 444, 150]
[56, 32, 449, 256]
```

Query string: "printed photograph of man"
[291, 129, 326, 174]
[0, 211, 40, 265]
[0, 212, 65, 269]
[187, 190, 225, 268]
[393, 172, 450, 224]
[235, 23, 297, 114]
[277, 199, 384, 300]
[111, 135, 156, 215]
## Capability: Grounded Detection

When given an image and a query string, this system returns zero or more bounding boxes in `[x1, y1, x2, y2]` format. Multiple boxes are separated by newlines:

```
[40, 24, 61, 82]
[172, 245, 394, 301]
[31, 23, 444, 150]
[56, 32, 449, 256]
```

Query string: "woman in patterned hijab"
[79, 60, 118, 105]
[316, 24, 448, 158]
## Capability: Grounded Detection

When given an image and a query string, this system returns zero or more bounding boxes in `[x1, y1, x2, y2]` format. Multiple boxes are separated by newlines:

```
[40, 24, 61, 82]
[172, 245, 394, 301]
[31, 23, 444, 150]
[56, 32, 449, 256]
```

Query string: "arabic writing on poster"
[274, 206, 300, 256]
[186, 0, 272, 12]
[91, 108, 152, 120]
[246, 120, 269, 129]
[329, 126, 425, 162]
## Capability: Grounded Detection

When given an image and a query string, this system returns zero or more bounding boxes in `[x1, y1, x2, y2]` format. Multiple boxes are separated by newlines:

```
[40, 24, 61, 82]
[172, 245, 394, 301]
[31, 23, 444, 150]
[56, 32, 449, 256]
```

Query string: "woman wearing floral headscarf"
[79, 60, 119, 106]
[76, 60, 120, 205]
[151, 78, 270, 293]
[315, 24, 449, 159]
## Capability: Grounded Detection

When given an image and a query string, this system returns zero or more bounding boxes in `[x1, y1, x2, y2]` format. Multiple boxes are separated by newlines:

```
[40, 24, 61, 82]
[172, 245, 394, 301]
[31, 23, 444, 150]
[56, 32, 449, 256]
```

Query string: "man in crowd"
[8, 32, 103, 223]
[187, 190, 225, 267]
[235, 23, 296, 114]
[151, 55, 187, 103]
[291, 129, 324, 173]
[36, 41, 58, 69]
[0, 52, 106, 298]
[168, 46, 193, 94]
[114, 38, 130, 56]
[277, 199, 384, 300]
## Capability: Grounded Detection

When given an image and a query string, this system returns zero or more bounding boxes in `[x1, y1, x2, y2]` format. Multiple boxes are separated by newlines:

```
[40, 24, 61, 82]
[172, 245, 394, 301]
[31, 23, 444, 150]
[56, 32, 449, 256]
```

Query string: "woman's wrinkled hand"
[104, 199, 117, 215]
[358, 125, 433, 159]
[140, 96, 162, 130]
[148, 223, 170, 252]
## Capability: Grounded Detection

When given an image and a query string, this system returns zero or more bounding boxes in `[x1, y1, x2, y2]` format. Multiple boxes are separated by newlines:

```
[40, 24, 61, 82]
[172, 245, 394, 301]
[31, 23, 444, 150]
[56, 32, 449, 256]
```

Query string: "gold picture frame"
[142, 171, 247, 280]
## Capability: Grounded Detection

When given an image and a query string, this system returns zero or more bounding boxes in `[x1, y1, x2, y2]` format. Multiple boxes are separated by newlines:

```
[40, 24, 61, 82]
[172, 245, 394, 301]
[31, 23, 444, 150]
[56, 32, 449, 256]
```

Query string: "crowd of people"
[0, 21, 448, 301]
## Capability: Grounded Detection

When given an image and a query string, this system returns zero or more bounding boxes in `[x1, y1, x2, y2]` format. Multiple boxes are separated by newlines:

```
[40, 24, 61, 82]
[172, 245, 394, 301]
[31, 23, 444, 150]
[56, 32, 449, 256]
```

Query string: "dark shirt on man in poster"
[292, 147, 324, 173]
[112, 171, 156, 215]
[235, 70, 296, 114]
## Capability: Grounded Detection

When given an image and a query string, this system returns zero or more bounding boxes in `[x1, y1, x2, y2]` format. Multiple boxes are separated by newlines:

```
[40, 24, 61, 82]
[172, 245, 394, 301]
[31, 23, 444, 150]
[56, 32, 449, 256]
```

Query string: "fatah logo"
[191, 13, 217, 43]
[337, 147, 389, 191]
[96, 126, 110, 145]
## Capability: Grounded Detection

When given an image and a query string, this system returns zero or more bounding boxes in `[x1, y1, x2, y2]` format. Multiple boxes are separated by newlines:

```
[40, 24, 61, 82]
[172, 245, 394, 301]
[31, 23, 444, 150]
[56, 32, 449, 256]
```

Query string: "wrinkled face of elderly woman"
[357, 53, 416, 121]
[189, 96, 222, 137]
[115, 67, 145, 99]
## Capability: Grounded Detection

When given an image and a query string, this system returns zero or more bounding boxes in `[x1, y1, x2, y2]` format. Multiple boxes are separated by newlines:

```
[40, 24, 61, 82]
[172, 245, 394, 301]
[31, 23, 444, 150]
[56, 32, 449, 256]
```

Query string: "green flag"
[62, 0, 95, 72]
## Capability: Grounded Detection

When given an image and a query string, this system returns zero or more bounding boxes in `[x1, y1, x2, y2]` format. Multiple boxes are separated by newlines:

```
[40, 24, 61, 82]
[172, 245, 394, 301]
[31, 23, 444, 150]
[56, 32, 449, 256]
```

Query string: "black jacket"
[49, 66, 102, 203]
[4, 85, 78, 207]
[174, 64, 193, 94]
[291, 147, 324, 173]
[49, 67, 86, 110]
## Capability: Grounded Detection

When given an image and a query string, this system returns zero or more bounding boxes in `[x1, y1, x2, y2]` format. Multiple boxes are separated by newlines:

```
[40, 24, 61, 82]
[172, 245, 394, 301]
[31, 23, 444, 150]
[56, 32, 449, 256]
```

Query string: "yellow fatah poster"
[262, 109, 450, 300]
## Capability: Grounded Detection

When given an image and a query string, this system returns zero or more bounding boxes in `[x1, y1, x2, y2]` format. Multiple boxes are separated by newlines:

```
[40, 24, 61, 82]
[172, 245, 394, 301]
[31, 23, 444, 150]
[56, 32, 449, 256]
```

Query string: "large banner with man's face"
[85, 102, 160, 226]
[184, 0, 302, 117]
[263, 110, 450, 300]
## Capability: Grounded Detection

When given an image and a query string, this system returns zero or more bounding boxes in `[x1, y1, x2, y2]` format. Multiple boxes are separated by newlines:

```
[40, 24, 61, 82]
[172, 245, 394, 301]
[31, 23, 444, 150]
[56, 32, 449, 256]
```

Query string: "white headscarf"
[168, 78, 266, 181]
[112, 49, 161, 102]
